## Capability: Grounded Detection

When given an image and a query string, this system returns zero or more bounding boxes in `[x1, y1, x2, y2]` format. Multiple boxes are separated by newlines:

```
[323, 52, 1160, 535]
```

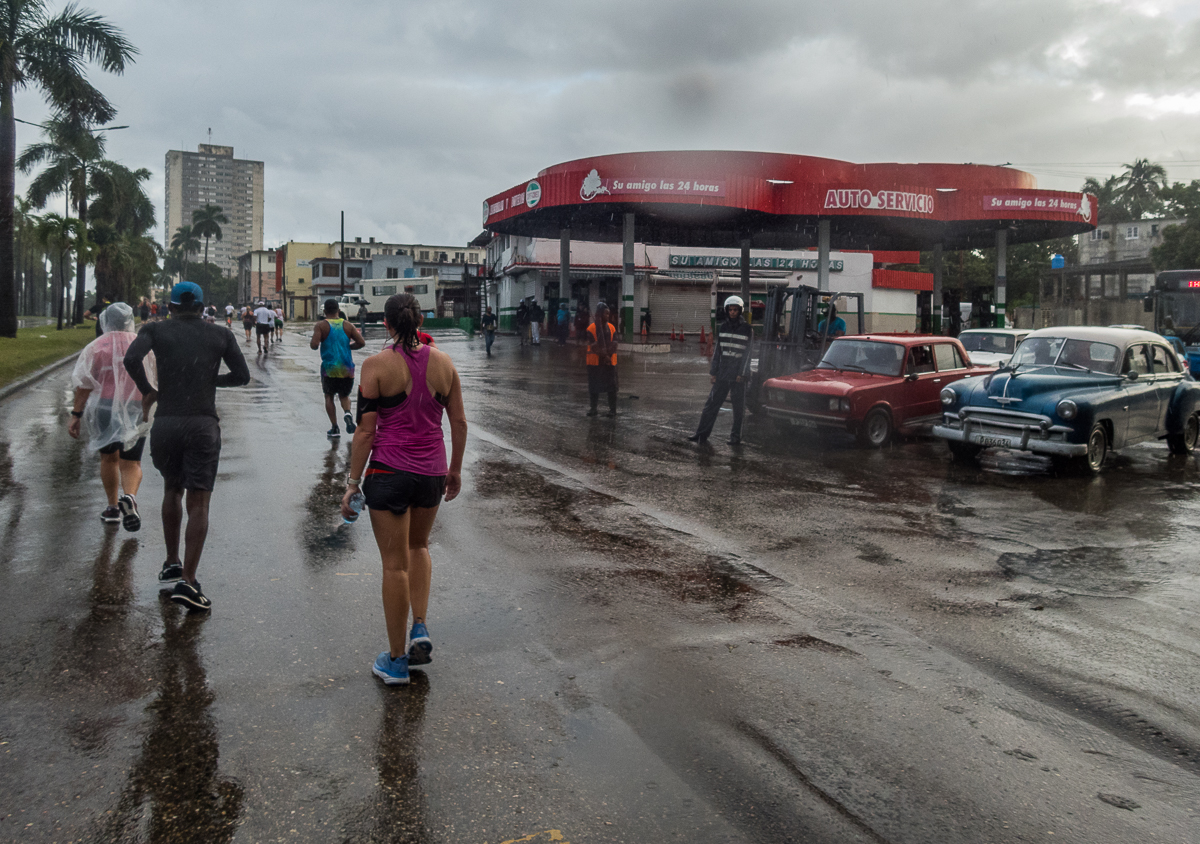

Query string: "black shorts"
[98, 437, 146, 462]
[362, 462, 445, 515]
[321, 375, 354, 397]
[151, 416, 222, 492]
[256, 324, 273, 336]
[587, 365, 617, 394]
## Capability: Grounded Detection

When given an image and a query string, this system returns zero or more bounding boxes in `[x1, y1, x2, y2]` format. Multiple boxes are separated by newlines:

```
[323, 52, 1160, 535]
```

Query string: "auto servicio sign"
[824, 189, 934, 214]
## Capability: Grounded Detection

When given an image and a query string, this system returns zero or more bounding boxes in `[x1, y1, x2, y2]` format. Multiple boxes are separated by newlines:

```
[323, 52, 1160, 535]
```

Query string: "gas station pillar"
[622, 213, 635, 340]
[817, 220, 831, 292]
[559, 228, 570, 306]
[739, 238, 751, 312]
[995, 229, 1007, 328]
[932, 242, 943, 333]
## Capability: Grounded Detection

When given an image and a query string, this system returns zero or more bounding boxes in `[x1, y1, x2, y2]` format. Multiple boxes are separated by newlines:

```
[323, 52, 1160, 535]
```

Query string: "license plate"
[790, 418, 817, 429]
[978, 435, 1011, 447]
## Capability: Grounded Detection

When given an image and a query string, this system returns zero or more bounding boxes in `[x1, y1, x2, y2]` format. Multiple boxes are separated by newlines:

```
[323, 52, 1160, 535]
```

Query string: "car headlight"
[1056, 399, 1078, 420]
[839, 399, 851, 412]
[828, 398, 840, 411]
[940, 387, 957, 407]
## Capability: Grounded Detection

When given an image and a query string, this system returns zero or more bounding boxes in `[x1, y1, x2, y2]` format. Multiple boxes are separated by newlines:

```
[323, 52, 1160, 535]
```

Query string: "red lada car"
[763, 334, 993, 447]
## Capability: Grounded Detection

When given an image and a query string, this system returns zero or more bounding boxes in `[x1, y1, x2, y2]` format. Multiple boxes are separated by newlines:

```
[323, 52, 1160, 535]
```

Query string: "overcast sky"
[13, 0, 1200, 249]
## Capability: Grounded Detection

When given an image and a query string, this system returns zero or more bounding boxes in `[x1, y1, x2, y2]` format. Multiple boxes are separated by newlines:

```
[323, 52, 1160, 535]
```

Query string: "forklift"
[748, 284, 866, 413]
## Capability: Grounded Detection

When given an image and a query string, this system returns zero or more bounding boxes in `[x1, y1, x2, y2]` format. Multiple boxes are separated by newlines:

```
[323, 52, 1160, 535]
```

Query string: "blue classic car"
[932, 327, 1200, 473]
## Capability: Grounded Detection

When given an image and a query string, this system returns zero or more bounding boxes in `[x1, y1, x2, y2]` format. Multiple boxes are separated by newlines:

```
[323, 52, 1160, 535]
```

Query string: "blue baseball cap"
[170, 281, 203, 305]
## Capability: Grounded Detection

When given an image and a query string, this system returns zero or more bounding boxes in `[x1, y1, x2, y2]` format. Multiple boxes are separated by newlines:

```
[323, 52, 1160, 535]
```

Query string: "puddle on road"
[771, 634, 858, 656]
[998, 546, 1169, 595]
[474, 458, 776, 621]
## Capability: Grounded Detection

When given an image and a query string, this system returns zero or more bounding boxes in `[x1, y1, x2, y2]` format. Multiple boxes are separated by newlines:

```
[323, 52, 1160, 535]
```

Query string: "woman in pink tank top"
[342, 294, 468, 686]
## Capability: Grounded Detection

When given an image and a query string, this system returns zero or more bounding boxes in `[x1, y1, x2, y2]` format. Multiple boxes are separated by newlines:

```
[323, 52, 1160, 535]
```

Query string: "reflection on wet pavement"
[340, 673, 431, 842]
[100, 599, 243, 842]
[302, 439, 357, 568]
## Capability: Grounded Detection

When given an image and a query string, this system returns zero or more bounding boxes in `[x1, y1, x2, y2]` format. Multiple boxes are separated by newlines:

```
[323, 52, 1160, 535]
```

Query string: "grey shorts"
[151, 416, 222, 491]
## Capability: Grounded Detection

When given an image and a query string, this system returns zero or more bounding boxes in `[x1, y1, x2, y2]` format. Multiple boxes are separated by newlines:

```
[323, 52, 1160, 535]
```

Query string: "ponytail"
[384, 293, 422, 353]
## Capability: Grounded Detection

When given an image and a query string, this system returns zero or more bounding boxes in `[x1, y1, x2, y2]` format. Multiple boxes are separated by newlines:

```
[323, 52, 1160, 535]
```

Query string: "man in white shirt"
[253, 302, 275, 353]
[224, 303, 234, 327]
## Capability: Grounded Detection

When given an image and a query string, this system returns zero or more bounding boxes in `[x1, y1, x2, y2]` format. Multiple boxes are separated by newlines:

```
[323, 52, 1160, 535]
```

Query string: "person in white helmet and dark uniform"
[688, 295, 753, 445]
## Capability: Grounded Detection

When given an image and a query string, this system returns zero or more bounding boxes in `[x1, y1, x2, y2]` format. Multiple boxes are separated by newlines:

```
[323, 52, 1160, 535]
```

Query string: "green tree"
[0, 0, 136, 337]
[1160, 180, 1200, 219]
[18, 111, 105, 323]
[191, 204, 227, 276]
[1082, 175, 1129, 224]
[169, 224, 200, 276]
[1116, 158, 1167, 221]
[1151, 181, 1200, 271]
[34, 211, 81, 330]
[88, 161, 157, 302]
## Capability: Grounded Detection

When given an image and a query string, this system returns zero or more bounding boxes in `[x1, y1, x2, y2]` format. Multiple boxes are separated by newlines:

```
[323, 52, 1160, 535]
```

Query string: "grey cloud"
[10, 0, 1200, 249]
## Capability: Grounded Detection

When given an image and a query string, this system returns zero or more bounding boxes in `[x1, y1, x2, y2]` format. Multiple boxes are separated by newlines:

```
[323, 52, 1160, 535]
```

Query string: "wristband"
[347, 476, 362, 487]
[70, 410, 83, 418]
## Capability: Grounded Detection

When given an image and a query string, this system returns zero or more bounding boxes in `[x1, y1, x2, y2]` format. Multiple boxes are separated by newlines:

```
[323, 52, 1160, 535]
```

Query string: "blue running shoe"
[372, 652, 410, 685]
[407, 622, 432, 665]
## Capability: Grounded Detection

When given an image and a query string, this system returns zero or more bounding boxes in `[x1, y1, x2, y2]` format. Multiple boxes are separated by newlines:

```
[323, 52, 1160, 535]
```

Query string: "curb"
[0, 351, 82, 404]
[616, 342, 672, 354]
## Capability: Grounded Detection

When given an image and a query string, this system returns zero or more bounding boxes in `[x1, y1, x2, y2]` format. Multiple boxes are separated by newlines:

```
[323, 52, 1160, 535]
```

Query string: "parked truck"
[338, 278, 437, 322]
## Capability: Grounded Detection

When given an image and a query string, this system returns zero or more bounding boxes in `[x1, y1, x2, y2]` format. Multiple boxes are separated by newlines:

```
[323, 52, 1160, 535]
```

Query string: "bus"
[1147, 269, 1200, 373]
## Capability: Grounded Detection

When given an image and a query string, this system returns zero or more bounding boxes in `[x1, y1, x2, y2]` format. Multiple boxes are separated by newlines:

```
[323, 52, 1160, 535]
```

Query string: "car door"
[903, 343, 942, 425]
[1119, 344, 1158, 445]
[1150, 343, 1184, 434]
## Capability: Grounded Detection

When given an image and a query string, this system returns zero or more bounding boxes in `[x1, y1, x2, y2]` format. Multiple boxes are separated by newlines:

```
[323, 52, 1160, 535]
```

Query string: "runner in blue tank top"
[310, 298, 366, 438]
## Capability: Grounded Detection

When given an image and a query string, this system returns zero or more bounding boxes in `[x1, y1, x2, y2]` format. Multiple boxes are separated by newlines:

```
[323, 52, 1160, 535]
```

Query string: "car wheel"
[857, 408, 893, 448]
[1167, 411, 1200, 455]
[948, 441, 983, 463]
[1074, 423, 1108, 474]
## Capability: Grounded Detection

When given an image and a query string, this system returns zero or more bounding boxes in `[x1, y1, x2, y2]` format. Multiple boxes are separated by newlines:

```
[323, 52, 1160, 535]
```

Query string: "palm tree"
[89, 162, 157, 302]
[169, 224, 200, 280]
[18, 111, 105, 323]
[1082, 175, 1127, 224]
[191, 204, 228, 273]
[1116, 159, 1168, 221]
[0, 1, 136, 337]
[34, 212, 80, 330]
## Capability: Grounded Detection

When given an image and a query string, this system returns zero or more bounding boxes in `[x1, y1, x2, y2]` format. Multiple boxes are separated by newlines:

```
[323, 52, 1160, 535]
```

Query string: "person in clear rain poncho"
[68, 302, 155, 530]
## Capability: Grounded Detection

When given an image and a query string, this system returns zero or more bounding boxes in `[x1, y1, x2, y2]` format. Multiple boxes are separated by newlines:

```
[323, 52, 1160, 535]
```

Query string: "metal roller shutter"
[649, 282, 711, 333]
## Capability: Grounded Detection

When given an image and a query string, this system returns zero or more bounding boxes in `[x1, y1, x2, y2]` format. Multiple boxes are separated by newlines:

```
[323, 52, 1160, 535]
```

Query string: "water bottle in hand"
[343, 491, 365, 525]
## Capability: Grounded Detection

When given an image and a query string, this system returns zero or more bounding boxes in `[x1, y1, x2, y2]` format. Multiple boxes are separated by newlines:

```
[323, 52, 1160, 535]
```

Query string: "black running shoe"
[344, 412, 356, 434]
[118, 494, 141, 532]
[171, 580, 212, 612]
[100, 505, 121, 524]
[158, 561, 184, 587]
[327, 426, 341, 439]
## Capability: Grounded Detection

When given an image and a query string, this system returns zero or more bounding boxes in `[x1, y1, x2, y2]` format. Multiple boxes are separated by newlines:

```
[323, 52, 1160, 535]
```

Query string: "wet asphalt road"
[1, 326, 1198, 843]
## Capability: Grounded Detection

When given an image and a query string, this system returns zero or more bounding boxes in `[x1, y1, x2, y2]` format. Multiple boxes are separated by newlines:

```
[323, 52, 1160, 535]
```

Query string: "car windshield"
[817, 339, 905, 376]
[959, 332, 1016, 354]
[1009, 337, 1120, 373]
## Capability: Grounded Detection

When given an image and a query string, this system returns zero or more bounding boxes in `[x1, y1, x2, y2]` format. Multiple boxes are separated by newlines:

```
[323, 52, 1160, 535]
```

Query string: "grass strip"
[0, 323, 97, 389]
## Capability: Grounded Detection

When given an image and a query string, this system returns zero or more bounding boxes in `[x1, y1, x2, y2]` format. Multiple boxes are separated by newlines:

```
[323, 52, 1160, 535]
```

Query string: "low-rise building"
[274, 236, 485, 320]
[484, 235, 931, 334]
[236, 249, 278, 303]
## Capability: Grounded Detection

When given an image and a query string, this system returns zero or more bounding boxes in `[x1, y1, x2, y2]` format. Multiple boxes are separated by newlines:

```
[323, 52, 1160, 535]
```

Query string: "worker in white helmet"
[688, 295, 753, 445]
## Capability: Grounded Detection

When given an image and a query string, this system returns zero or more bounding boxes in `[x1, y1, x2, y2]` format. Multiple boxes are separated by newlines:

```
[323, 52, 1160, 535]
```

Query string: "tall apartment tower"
[164, 144, 264, 276]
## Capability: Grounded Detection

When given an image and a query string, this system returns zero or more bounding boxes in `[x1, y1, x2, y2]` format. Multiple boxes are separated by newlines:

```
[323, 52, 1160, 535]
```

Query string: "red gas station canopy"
[483, 151, 1096, 251]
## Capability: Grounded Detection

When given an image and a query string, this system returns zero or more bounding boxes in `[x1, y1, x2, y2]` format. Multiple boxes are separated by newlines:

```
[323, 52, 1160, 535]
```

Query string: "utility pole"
[340, 211, 346, 296]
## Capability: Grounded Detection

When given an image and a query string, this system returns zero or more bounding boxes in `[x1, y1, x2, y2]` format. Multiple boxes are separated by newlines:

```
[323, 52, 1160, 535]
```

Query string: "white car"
[956, 328, 1030, 368]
